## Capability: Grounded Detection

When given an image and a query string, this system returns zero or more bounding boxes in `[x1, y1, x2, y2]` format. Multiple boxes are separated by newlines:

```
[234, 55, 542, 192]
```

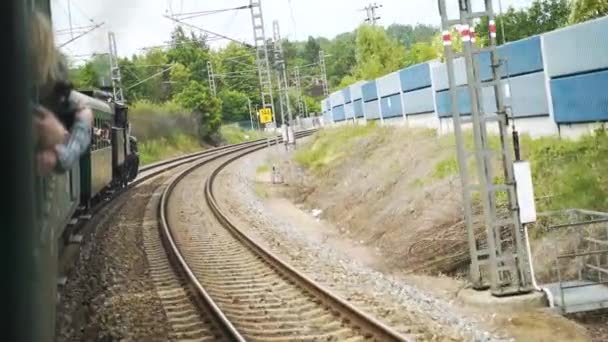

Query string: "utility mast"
[363, 3, 382, 25]
[438, 0, 532, 296]
[108, 32, 125, 104]
[293, 66, 306, 117]
[249, 0, 276, 128]
[207, 60, 217, 97]
[318, 50, 329, 97]
[273, 20, 295, 146]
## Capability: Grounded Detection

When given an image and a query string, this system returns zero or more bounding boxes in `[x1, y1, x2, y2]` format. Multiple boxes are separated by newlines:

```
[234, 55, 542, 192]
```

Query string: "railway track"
[159, 131, 414, 341]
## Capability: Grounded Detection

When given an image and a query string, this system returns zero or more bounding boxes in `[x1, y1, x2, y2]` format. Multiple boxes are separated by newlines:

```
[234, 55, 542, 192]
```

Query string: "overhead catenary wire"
[171, 5, 252, 20]
[163, 14, 254, 48]
[58, 22, 105, 48]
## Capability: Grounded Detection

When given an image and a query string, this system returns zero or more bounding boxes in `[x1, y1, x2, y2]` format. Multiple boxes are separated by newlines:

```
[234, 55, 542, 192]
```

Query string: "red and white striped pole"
[489, 19, 497, 39]
[442, 30, 452, 46]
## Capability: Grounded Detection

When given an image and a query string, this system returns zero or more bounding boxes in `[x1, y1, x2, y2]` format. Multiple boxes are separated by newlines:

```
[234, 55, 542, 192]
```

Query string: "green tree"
[476, 0, 570, 45]
[303, 36, 321, 64]
[174, 81, 222, 138]
[386, 24, 438, 48]
[215, 42, 259, 104]
[404, 42, 439, 67]
[218, 89, 249, 123]
[352, 24, 407, 80]
[166, 26, 210, 84]
[326, 32, 356, 88]
[570, 0, 608, 23]
[169, 63, 192, 94]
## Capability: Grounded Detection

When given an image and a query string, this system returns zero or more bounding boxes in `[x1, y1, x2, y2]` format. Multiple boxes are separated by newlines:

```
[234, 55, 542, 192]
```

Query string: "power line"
[164, 14, 254, 48]
[172, 5, 252, 20]
[58, 22, 105, 48]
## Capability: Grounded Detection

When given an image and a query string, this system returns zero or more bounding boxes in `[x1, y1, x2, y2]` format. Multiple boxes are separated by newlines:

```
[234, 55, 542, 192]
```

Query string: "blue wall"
[400, 63, 432, 92]
[362, 81, 378, 102]
[551, 69, 608, 123]
[320, 17, 608, 128]
[364, 100, 381, 120]
[380, 94, 403, 119]
[332, 105, 346, 122]
[354, 99, 364, 118]
[343, 88, 352, 103]
[478, 36, 543, 81]
[436, 88, 472, 117]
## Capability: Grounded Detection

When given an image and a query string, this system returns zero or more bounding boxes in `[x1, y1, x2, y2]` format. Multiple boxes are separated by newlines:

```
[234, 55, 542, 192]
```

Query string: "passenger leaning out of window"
[31, 10, 93, 175]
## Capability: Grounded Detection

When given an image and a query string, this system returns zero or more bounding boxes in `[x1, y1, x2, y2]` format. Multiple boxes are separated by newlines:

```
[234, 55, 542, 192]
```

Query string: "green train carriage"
[8, 1, 141, 340]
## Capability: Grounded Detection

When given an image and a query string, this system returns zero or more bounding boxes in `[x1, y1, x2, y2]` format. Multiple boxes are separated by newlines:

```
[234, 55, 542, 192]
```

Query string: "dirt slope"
[277, 125, 475, 275]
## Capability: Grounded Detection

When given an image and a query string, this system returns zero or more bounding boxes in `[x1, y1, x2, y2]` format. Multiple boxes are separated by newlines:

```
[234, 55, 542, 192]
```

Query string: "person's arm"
[55, 104, 93, 171]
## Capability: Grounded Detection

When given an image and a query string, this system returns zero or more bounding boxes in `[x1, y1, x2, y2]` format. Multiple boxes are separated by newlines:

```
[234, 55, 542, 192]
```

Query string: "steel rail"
[157, 131, 313, 340]
[203, 138, 411, 342]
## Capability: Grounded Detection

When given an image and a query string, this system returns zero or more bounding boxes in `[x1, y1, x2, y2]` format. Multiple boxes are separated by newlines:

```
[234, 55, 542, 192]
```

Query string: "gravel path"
[55, 177, 174, 341]
[213, 148, 513, 342]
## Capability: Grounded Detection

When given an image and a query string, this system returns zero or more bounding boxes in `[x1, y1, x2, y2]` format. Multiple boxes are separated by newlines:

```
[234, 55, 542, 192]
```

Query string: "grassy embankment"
[295, 124, 608, 214]
[130, 101, 269, 165]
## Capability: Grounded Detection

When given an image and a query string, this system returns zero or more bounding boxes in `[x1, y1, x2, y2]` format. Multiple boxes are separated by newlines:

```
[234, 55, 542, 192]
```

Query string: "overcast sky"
[51, 0, 532, 60]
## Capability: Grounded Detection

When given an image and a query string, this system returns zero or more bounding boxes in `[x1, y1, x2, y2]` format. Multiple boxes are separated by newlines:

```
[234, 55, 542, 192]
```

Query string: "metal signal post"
[273, 20, 295, 146]
[293, 66, 307, 117]
[108, 32, 125, 104]
[207, 60, 217, 97]
[438, 0, 532, 296]
[249, 0, 276, 129]
[319, 50, 329, 97]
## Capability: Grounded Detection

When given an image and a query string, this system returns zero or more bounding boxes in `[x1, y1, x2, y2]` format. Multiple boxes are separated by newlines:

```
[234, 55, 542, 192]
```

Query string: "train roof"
[70, 90, 113, 114]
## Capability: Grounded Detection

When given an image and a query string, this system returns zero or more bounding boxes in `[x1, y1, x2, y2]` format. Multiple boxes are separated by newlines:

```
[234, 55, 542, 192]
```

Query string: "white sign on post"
[513, 161, 537, 224]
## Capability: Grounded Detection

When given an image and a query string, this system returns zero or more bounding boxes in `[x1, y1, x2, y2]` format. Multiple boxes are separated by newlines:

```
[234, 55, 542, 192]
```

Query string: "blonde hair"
[30, 11, 60, 87]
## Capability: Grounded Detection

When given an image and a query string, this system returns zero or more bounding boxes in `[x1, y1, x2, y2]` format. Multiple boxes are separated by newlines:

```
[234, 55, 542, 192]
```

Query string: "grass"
[256, 164, 270, 174]
[521, 127, 608, 212]
[253, 182, 269, 198]
[220, 124, 269, 145]
[139, 133, 202, 165]
[432, 157, 459, 179]
[294, 122, 380, 171]
[429, 126, 608, 213]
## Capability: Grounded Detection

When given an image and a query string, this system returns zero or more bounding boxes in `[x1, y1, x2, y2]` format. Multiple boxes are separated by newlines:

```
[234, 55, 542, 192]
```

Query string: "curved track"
[160, 131, 414, 341]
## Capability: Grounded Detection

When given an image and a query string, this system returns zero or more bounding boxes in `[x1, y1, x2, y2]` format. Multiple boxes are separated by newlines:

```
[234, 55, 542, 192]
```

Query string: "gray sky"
[51, 0, 532, 60]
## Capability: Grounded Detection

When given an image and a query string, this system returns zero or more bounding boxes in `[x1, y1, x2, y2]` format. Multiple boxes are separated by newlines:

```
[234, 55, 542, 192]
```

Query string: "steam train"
[42, 88, 140, 241]
[34, 88, 140, 339]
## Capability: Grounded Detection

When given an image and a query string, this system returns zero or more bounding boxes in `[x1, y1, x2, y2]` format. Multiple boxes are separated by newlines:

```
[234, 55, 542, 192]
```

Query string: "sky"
[51, 0, 532, 60]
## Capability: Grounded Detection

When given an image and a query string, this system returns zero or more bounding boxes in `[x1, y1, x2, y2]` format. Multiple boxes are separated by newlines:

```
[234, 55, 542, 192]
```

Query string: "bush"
[129, 100, 199, 142]
[294, 123, 379, 171]
[139, 133, 201, 165]
[219, 124, 269, 145]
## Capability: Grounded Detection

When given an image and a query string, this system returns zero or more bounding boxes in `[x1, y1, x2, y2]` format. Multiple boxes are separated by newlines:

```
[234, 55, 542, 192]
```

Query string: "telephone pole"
[363, 3, 382, 25]
[273, 20, 295, 146]
[108, 32, 125, 104]
[318, 50, 329, 97]
[249, 0, 276, 129]
[207, 61, 217, 97]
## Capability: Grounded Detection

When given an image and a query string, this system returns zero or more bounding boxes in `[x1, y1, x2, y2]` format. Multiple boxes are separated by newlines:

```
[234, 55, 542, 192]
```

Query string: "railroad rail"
[58, 135, 281, 302]
[159, 129, 413, 341]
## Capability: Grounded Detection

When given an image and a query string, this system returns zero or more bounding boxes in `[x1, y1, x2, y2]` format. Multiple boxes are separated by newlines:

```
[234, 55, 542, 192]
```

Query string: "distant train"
[41, 89, 140, 241]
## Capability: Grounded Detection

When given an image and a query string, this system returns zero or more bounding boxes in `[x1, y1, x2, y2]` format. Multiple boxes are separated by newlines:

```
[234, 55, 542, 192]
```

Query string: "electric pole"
[108, 32, 125, 104]
[248, 98, 254, 130]
[438, 0, 532, 296]
[273, 20, 295, 146]
[293, 66, 306, 117]
[207, 60, 217, 97]
[363, 3, 382, 25]
[249, 0, 276, 129]
[319, 50, 329, 97]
